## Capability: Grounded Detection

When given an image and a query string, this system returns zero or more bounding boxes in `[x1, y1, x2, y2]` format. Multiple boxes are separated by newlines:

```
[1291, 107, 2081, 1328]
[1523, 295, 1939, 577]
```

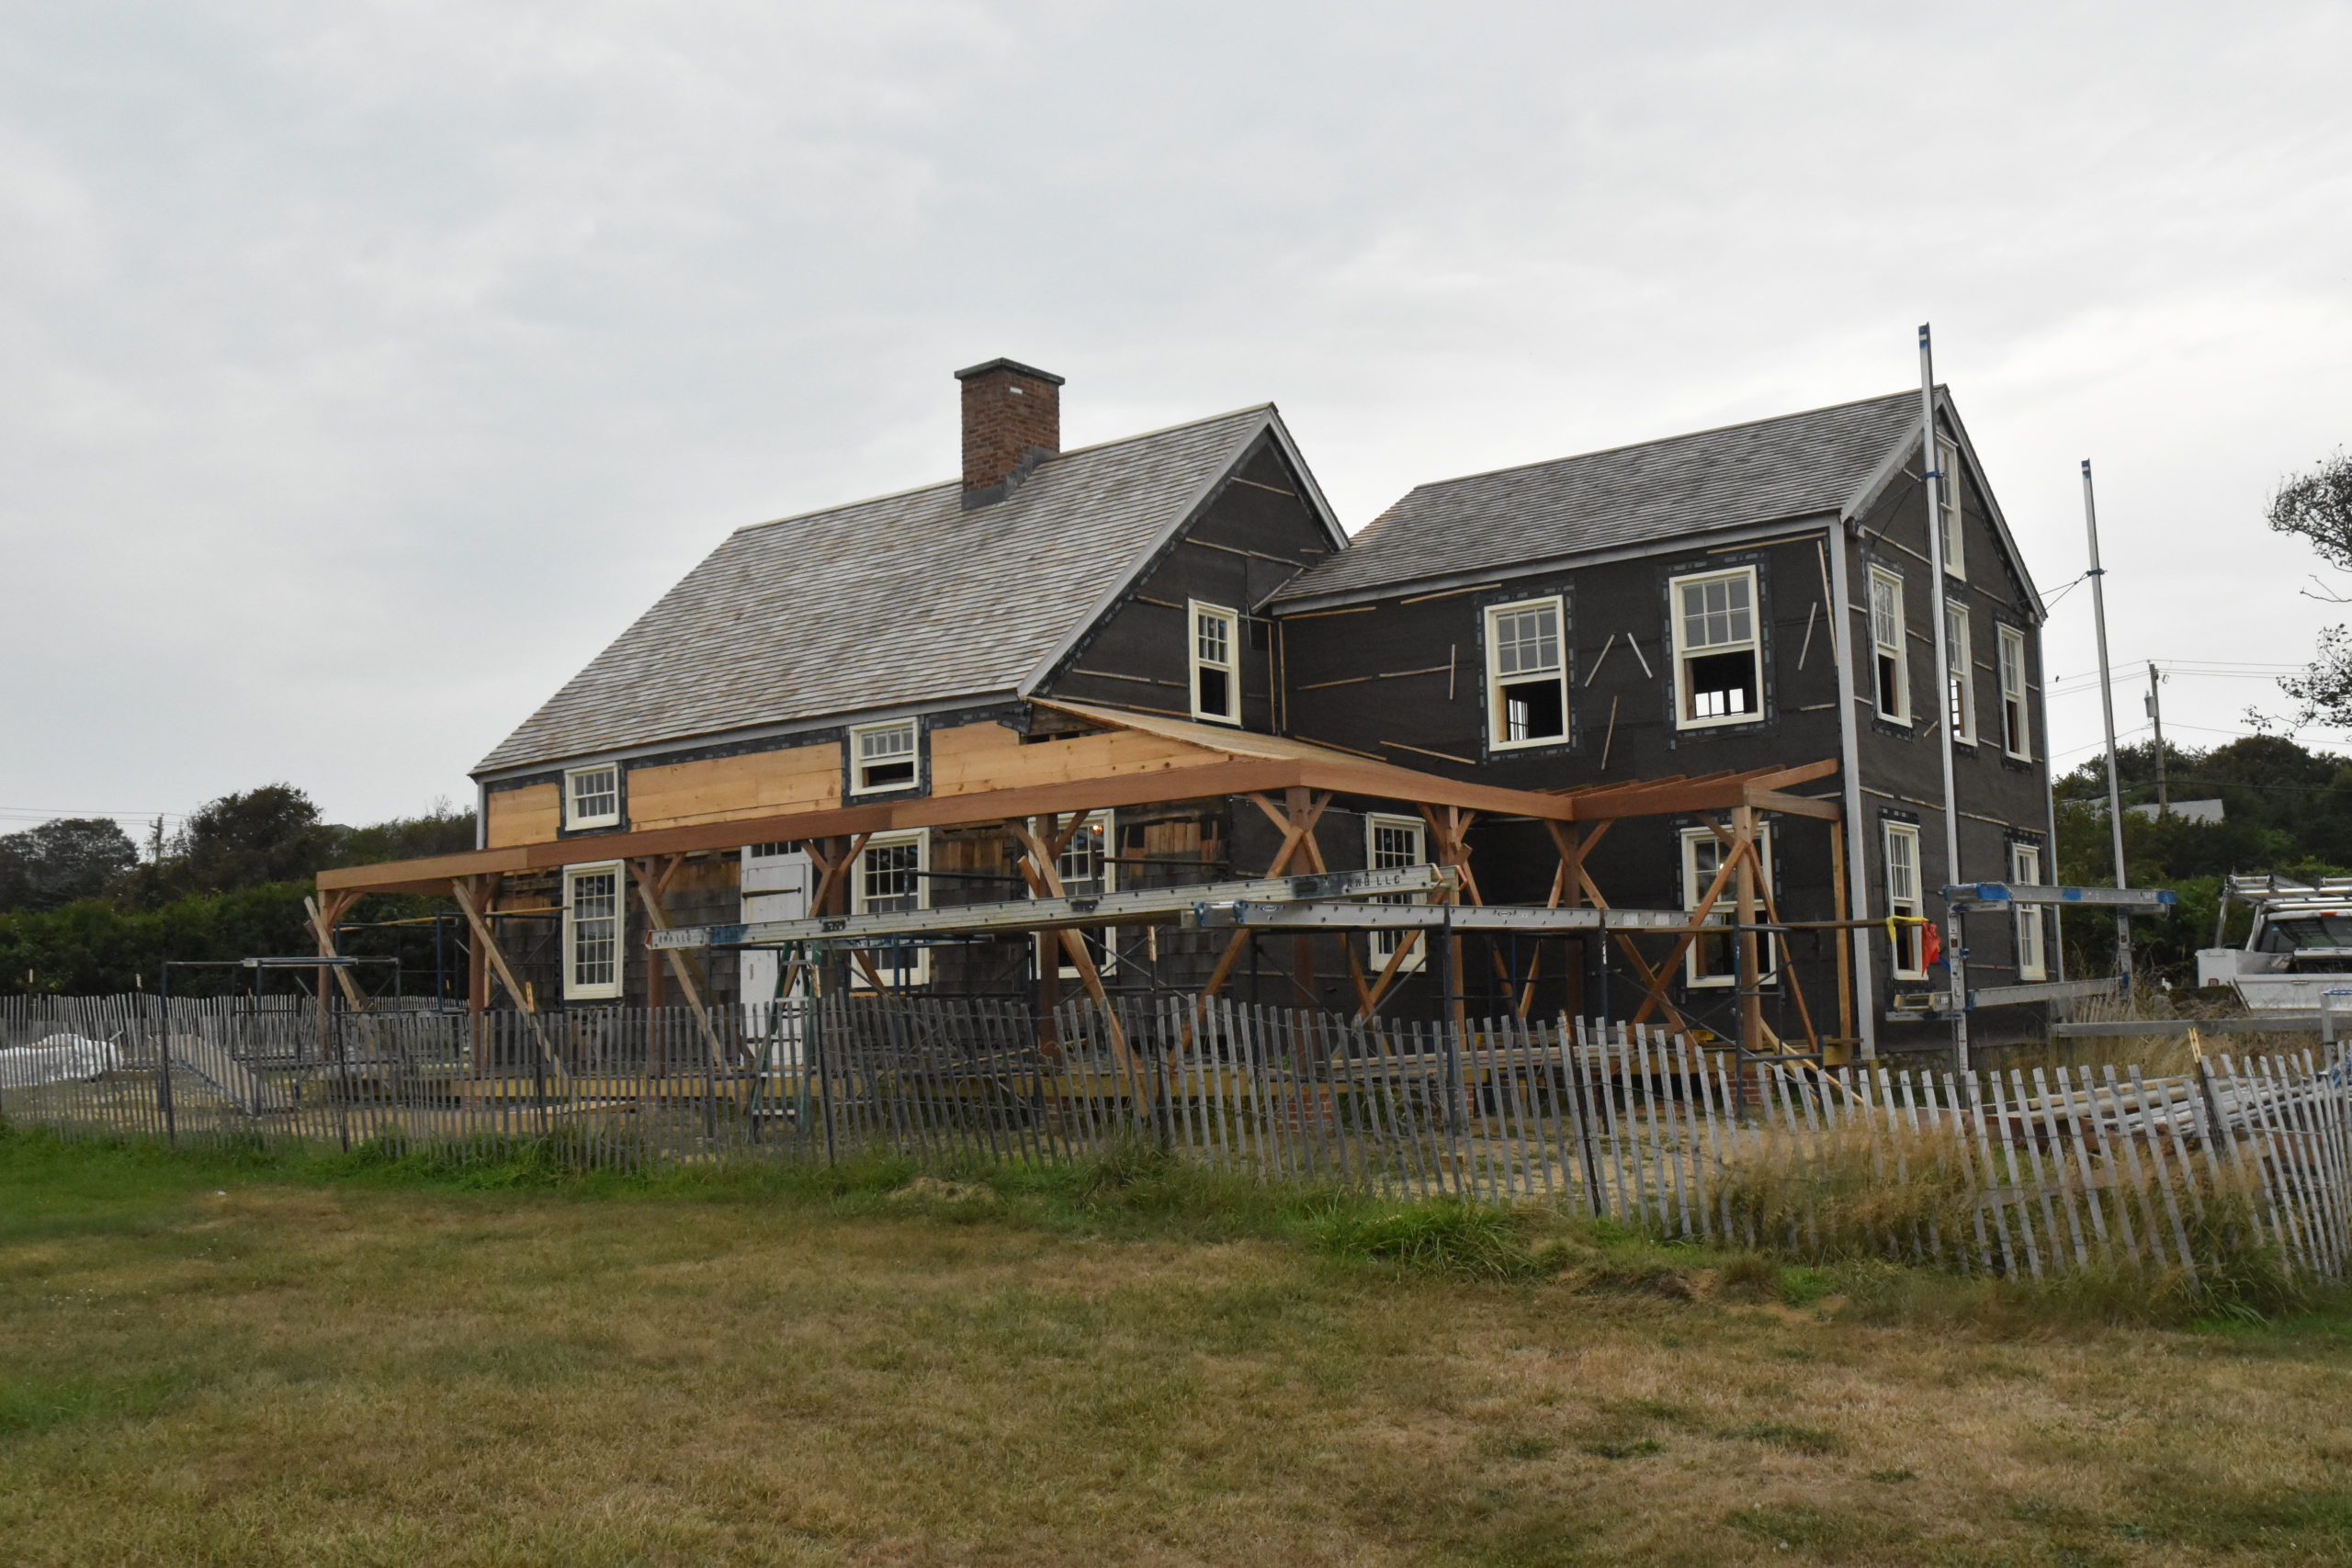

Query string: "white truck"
[2198, 874, 2352, 1010]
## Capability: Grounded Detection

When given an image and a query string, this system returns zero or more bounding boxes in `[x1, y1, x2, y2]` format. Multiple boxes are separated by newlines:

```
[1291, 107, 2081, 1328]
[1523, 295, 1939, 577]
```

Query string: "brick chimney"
[956, 357, 1064, 509]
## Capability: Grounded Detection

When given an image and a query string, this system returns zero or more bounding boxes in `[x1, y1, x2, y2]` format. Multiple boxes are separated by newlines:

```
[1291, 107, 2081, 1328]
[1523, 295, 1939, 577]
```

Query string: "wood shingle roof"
[477, 405, 1283, 774]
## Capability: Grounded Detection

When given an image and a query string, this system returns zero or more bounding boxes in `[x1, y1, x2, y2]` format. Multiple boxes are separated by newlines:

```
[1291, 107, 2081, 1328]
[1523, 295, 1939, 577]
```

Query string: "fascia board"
[1014, 408, 1279, 698]
[1265, 512, 1841, 616]
[1261, 405, 1351, 554]
[1839, 389, 2046, 622]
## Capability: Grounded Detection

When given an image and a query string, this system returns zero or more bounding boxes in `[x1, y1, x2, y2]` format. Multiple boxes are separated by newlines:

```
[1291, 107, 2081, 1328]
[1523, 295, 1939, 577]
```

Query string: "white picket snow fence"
[4, 992, 2346, 1283]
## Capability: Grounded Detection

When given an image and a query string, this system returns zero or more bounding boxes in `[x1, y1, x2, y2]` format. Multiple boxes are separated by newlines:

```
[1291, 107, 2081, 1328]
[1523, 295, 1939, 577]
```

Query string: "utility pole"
[2146, 662, 2168, 817]
[2082, 461, 2132, 993]
[1919, 324, 1968, 1072]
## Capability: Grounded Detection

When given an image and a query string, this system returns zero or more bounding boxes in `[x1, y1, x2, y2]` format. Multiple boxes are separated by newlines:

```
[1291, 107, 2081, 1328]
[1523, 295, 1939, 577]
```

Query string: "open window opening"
[1190, 602, 1240, 724]
[1869, 568, 1909, 723]
[1365, 813, 1429, 975]
[1681, 823, 1776, 987]
[2011, 841, 2047, 982]
[850, 719, 920, 794]
[1671, 568, 1761, 727]
[1998, 625, 2031, 759]
[1937, 435, 1965, 578]
[562, 861, 625, 1001]
[1884, 823, 1926, 979]
[564, 763, 619, 830]
[854, 830, 929, 986]
[1485, 597, 1567, 749]
[1945, 599, 1975, 744]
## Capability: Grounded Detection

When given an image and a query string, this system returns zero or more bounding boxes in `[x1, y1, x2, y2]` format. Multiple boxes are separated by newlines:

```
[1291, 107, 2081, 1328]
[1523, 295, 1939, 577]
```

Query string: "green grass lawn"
[5, 1128, 2352, 1567]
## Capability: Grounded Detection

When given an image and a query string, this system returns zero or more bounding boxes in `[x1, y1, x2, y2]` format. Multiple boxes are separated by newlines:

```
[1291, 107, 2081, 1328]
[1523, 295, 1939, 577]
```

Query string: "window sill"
[1486, 736, 1570, 754]
[1675, 713, 1768, 732]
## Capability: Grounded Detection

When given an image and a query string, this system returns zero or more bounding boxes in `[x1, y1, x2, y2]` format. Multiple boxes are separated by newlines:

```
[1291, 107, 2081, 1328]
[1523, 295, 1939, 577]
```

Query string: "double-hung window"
[853, 830, 928, 986]
[562, 862, 625, 1000]
[1869, 568, 1908, 723]
[1937, 436, 1965, 578]
[1671, 568, 1761, 727]
[1680, 824, 1775, 987]
[2011, 842, 2047, 982]
[1884, 823, 1926, 979]
[1944, 599, 1975, 744]
[850, 719, 920, 794]
[1049, 812, 1115, 978]
[1485, 597, 1567, 750]
[1364, 813, 1429, 974]
[1190, 602, 1240, 724]
[1998, 626, 2031, 759]
[564, 764, 620, 830]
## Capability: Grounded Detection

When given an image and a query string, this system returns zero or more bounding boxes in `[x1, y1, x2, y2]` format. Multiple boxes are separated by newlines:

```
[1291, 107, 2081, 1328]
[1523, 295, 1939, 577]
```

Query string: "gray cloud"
[5, 0, 2348, 827]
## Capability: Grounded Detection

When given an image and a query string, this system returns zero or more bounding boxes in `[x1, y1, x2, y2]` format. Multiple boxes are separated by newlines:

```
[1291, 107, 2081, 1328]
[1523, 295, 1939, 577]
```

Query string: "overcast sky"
[6, 1, 2349, 836]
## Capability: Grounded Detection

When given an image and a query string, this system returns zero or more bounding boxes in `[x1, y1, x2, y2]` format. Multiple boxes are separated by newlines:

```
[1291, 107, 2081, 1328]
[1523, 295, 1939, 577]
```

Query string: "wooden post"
[1010, 814, 1151, 1111]
[449, 875, 567, 1082]
[465, 874, 495, 1075]
[1734, 806, 1762, 1059]
[628, 858, 731, 1071]
[1829, 819, 1855, 1061]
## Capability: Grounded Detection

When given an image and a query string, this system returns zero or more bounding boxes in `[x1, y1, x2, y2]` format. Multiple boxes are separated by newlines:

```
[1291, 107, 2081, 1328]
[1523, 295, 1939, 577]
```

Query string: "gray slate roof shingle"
[1270, 390, 1923, 605]
[477, 405, 1276, 774]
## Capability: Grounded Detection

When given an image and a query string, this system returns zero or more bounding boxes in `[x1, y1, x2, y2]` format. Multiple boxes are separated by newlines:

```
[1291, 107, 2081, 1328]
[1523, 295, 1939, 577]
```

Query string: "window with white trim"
[1681, 824, 1776, 987]
[1869, 568, 1909, 723]
[1189, 601, 1240, 724]
[1937, 435, 1965, 578]
[2011, 841, 2047, 982]
[850, 719, 920, 794]
[1998, 625, 2031, 759]
[1048, 812, 1116, 979]
[853, 830, 928, 987]
[1365, 813, 1429, 975]
[1670, 567, 1761, 727]
[1485, 597, 1567, 749]
[564, 764, 619, 830]
[562, 862, 625, 1000]
[1885, 823, 1926, 979]
[1944, 599, 1975, 745]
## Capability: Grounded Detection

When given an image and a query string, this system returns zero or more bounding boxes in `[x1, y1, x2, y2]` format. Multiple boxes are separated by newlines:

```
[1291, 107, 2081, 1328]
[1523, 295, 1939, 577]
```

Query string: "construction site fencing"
[5, 992, 2349, 1286]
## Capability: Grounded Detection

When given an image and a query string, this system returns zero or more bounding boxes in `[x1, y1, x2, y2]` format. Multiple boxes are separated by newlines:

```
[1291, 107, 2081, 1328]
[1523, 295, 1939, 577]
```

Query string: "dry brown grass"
[6, 1154, 2352, 1565]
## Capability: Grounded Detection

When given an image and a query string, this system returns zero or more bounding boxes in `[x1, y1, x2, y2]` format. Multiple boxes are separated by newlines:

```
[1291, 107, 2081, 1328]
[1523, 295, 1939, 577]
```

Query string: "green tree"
[2267, 447, 2352, 728]
[0, 818, 139, 912]
[2053, 735, 2352, 982]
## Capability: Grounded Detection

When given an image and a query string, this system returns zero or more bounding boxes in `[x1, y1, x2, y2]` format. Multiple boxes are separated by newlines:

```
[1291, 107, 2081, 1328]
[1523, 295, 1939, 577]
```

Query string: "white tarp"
[0, 1034, 124, 1089]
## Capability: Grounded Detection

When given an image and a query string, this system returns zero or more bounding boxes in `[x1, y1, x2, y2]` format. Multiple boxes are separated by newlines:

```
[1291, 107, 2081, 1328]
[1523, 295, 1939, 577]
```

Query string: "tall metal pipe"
[2081, 459, 2133, 990]
[1918, 325, 1968, 1071]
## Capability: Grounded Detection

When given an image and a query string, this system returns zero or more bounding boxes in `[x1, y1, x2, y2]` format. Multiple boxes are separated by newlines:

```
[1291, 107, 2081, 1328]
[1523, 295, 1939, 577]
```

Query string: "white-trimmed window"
[1365, 813, 1429, 974]
[1050, 812, 1115, 979]
[1190, 601, 1240, 724]
[1998, 625, 2031, 759]
[562, 861, 625, 1000]
[1944, 599, 1976, 745]
[1485, 597, 1567, 750]
[1937, 435, 1965, 578]
[1671, 567, 1761, 728]
[1869, 568, 1908, 723]
[1885, 823, 1926, 979]
[2011, 841, 2047, 982]
[564, 764, 619, 830]
[1681, 824, 1776, 987]
[853, 830, 928, 987]
[850, 719, 920, 794]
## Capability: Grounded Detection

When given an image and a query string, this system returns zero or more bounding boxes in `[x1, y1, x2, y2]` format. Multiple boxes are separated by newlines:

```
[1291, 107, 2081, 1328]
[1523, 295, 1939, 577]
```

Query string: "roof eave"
[1265, 510, 1844, 616]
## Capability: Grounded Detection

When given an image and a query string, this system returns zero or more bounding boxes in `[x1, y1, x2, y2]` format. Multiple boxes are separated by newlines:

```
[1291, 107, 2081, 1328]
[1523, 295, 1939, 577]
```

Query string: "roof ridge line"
[731, 403, 1276, 537]
[1395, 387, 1930, 498]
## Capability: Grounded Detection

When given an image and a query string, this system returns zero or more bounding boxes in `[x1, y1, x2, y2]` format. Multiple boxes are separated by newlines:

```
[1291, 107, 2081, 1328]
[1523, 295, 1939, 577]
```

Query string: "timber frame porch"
[318, 707, 1853, 1060]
